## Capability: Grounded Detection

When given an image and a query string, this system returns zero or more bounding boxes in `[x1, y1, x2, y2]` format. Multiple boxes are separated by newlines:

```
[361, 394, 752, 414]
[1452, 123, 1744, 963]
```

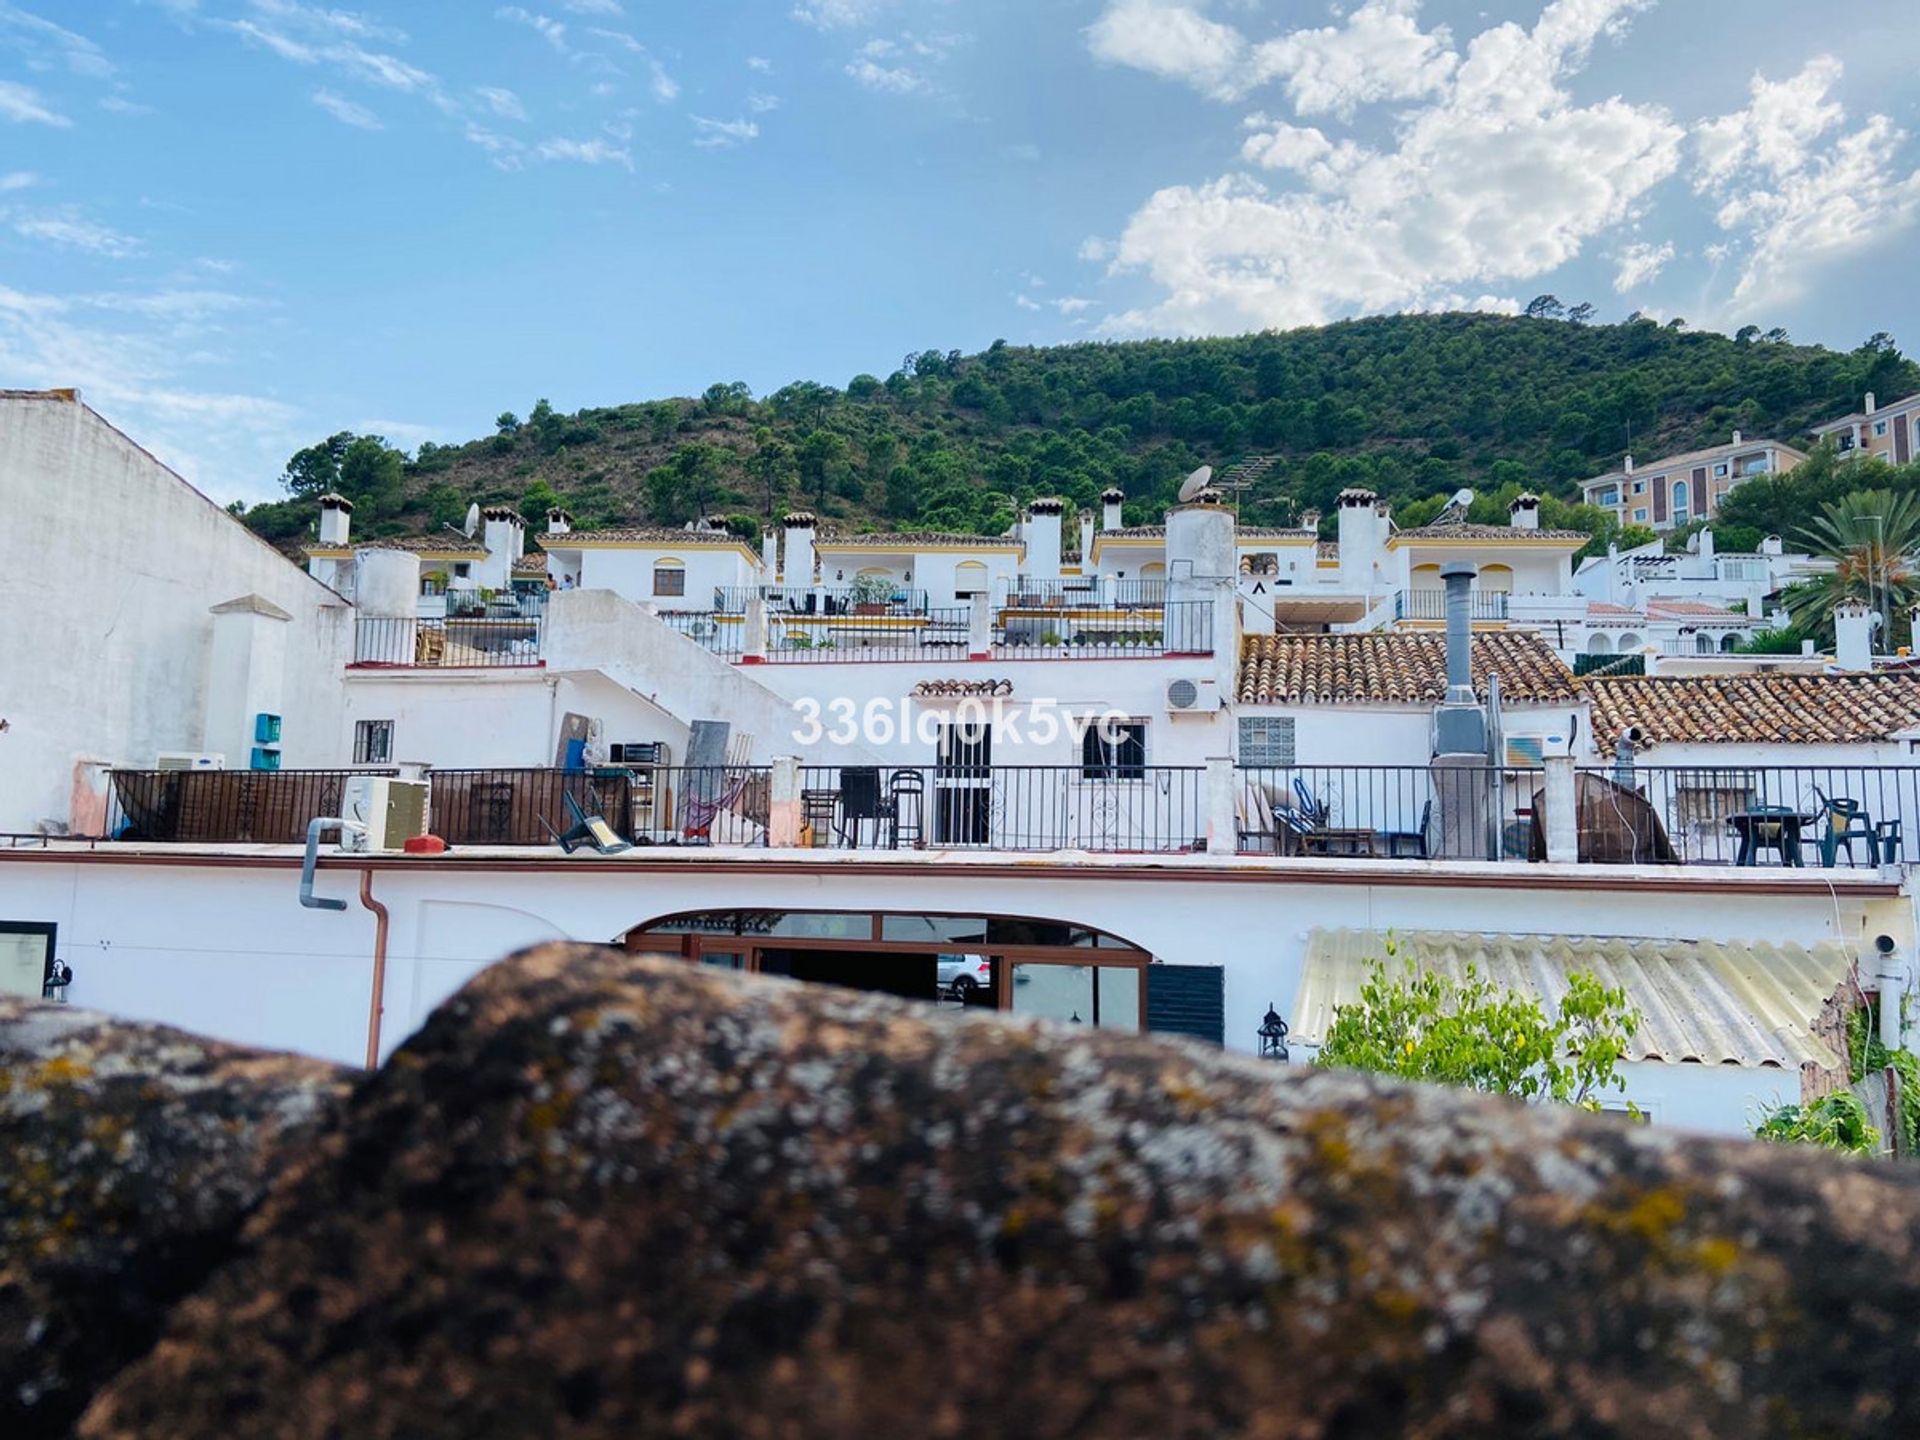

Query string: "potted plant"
[849, 573, 895, 616]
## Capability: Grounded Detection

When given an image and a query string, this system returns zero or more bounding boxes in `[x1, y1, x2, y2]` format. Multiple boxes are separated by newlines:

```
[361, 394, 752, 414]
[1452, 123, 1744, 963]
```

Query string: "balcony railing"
[93, 762, 1920, 865]
[1394, 589, 1510, 622]
[797, 764, 1207, 853]
[717, 585, 932, 616]
[997, 599, 1212, 658]
[765, 608, 973, 662]
[353, 616, 544, 668]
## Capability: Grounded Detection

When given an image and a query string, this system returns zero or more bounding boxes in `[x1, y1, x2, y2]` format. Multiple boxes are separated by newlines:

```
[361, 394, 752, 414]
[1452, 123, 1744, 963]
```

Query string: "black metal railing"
[994, 599, 1212, 658]
[656, 610, 746, 657]
[353, 616, 544, 667]
[720, 584, 933, 616]
[106, 768, 398, 843]
[797, 764, 1207, 853]
[1584, 764, 1920, 867]
[1395, 589, 1510, 622]
[764, 608, 973, 662]
[1234, 764, 1540, 860]
[428, 766, 771, 847]
[998, 578, 1104, 609]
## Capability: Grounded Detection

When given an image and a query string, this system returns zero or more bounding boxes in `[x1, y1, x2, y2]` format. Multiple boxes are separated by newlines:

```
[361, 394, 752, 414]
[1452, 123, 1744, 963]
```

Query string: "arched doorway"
[622, 908, 1166, 1033]
[1587, 633, 1614, 655]
[1477, 563, 1514, 594]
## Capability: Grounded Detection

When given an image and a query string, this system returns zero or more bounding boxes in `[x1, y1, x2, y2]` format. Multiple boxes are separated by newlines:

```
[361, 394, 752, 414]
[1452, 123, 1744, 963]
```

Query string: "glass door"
[1008, 960, 1143, 1033]
[934, 717, 992, 845]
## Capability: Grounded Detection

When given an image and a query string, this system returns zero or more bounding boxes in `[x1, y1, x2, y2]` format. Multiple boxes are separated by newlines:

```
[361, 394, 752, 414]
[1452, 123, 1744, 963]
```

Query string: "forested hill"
[239, 312, 1918, 552]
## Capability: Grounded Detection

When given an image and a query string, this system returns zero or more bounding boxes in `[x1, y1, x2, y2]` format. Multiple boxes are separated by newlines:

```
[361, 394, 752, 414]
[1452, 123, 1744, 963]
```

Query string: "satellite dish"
[1177, 465, 1215, 503]
[1437, 487, 1476, 525]
[462, 502, 481, 538]
[1451, 488, 1474, 509]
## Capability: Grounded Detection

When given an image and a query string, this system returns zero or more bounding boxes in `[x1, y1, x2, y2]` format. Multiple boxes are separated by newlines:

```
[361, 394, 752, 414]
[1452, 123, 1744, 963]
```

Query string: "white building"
[0, 388, 353, 835]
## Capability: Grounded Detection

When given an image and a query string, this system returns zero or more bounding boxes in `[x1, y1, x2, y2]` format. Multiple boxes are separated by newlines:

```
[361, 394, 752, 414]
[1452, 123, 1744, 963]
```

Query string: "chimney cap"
[1439, 562, 1478, 581]
[1027, 496, 1066, 515]
[782, 510, 817, 528]
[1336, 487, 1378, 506]
[480, 504, 523, 523]
[317, 492, 354, 512]
[1509, 492, 1541, 509]
[1100, 486, 1125, 503]
[546, 506, 573, 521]
[1185, 487, 1224, 507]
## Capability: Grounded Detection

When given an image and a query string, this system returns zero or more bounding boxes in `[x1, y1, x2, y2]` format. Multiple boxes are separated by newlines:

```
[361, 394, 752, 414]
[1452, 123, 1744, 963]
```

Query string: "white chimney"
[1025, 497, 1065, 581]
[1101, 486, 1124, 532]
[761, 531, 777, 576]
[1730, 430, 1742, 446]
[1623, 453, 1635, 475]
[1508, 492, 1541, 531]
[1866, 392, 1879, 415]
[1078, 515, 1094, 565]
[1697, 527, 1715, 562]
[479, 505, 525, 590]
[317, 492, 353, 546]
[1761, 534, 1783, 557]
[1335, 488, 1384, 590]
[782, 510, 817, 585]
[1835, 600, 1876, 672]
[546, 507, 572, 536]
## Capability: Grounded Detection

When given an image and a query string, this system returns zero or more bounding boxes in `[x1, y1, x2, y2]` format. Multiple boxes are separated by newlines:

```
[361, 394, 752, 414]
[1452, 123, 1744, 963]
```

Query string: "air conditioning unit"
[156, 752, 225, 771]
[339, 776, 430, 853]
[1165, 678, 1221, 714]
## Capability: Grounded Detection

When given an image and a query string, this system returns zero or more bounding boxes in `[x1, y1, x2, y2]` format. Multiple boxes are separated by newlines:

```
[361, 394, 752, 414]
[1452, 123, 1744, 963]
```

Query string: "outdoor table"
[1728, 807, 1809, 867]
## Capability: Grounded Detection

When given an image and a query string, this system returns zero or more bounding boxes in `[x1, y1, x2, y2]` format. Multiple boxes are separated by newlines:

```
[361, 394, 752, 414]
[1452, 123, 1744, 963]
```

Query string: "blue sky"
[2, 0, 1918, 503]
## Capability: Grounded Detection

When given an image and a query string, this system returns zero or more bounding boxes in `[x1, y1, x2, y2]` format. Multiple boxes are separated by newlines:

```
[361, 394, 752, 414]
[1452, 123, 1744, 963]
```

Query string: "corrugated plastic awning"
[1293, 928, 1855, 1071]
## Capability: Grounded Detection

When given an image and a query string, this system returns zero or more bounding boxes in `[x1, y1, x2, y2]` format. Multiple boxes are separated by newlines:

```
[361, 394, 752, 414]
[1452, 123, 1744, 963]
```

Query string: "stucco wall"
[0, 394, 352, 832]
[0, 850, 1901, 1139]
[576, 546, 759, 609]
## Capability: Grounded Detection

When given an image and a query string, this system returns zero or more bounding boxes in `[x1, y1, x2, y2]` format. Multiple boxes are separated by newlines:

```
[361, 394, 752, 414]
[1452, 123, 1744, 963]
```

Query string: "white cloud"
[847, 55, 922, 94]
[842, 31, 958, 96]
[1053, 297, 1095, 315]
[1003, 142, 1041, 163]
[99, 95, 156, 116]
[534, 135, 633, 168]
[475, 85, 526, 121]
[311, 87, 382, 129]
[1090, 0, 1682, 334]
[691, 115, 758, 148]
[219, 17, 436, 92]
[1690, 57, 1920, 315]
[586, 30, 678, 101]
[15, 213, 144, 257]
[0, 80, 70, 126]
[748, 92, 781, 114]
[1086, 0, 1246, 99]
[247, 1, 407, 46]
[1254, 0, 1455, 119]
[1012, 293, 1042, 312]
[562, 0, 622, 14]
[495, 7, 568, 52]
[0, 2, 115, 80]
[747, 55, 773, 73]
[1611, 239, 1674, 293]
[792, 0, 896, 30]
[0, 170, 36, 191]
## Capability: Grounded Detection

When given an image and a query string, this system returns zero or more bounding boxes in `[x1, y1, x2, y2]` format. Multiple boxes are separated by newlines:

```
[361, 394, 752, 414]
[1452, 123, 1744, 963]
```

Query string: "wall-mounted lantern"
[1257, 1003, 1289, 1061]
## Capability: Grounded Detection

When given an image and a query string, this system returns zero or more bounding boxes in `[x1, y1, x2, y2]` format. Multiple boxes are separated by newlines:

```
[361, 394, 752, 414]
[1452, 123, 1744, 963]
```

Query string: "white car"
[936, 953, 992, 1000]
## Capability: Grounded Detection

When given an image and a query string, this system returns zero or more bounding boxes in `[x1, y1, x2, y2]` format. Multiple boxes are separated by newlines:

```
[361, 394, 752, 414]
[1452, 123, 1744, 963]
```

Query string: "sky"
[2, 0, 1918, 504]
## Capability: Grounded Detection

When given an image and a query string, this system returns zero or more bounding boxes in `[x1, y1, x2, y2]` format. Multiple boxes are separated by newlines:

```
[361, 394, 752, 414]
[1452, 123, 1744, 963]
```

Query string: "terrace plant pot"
[854, 602, 887, 617]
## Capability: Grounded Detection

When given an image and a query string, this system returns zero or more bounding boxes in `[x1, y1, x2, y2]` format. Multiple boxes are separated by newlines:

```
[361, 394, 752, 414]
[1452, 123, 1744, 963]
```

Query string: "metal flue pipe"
[1440, 563, 1477, 704]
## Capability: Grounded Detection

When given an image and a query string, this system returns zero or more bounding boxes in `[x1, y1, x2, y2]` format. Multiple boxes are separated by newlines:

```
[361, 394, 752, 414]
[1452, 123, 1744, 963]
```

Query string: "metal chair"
[839, 766, 890, 848]
[888, 770, 926, 849]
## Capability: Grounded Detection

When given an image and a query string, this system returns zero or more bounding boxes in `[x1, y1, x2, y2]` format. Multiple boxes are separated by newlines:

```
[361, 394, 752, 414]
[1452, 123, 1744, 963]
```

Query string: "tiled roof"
[512, 551, 548, 574]
[1583, 438, 1808, 483]
[817, 530, 1019, 549]
[1645, 599, 1747, 621]
[1294, 928, 1853, 1071]
[1393, 522, 1589, 542]
[1586, 601, 1640, 618]
[307, 534, 488, 558]
[1585, 673, 1920, 752]
[1236, 631, 1576, 705]
[1237, 527, 1318, 540]
[1811, 393, 1920, 433]
[1094, 526, 1165, 541]
[551, 527, 750, 547]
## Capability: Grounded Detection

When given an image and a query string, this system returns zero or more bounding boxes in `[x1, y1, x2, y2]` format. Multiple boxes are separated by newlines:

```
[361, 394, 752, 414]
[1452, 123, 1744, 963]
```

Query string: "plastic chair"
[839, 767, 891, 848]
[1814, 788, 1877, 867]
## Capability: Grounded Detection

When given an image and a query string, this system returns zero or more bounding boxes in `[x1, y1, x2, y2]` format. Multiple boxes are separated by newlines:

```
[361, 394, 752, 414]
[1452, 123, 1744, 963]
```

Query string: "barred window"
[354, 719, 394, 765]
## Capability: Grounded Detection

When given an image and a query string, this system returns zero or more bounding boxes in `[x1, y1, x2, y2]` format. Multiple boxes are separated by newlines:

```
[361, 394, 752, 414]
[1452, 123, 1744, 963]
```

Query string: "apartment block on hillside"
[1811, 391, 1920, 466]
[1579, 432, 1806, 533]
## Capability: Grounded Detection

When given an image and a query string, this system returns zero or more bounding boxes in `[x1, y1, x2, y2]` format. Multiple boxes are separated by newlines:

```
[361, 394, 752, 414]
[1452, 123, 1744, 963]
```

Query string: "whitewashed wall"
[0, 393, 353, 833]
[575, 546, 759, 609]
[0, 849, 1901, 1139]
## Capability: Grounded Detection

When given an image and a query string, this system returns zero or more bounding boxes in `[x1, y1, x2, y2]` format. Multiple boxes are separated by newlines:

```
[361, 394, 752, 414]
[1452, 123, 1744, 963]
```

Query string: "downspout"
[360, 867, 390, 1070]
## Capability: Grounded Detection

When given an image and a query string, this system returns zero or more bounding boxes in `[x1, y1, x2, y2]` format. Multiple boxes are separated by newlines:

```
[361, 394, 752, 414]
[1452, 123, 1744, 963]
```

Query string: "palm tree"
[1784, 490, 1920, 647]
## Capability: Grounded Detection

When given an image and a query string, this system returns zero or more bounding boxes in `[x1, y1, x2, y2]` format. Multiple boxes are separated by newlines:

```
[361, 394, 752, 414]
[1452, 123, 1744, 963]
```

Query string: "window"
[354, 719, 394, 765]
[953, 560, 989, 599]
[453, 562, 471, 579]
[0, 921, 56, 1000]
[1713, 463, 1729, 477]
[1671, 480, 1690, 527]
[653, 559, 686, 597]
[1633, 508, 1648, 522]
[1875, 420, 1889, 437]
[1239, 715, 1295, 767]
[1631, 480, 1645, 494]
[1839, 434, 1857, 452]
[1081, 719, 1147, 779]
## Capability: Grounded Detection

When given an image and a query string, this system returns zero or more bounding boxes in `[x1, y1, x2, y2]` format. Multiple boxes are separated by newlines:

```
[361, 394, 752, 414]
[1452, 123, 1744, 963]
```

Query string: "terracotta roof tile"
[512, 552, 549, 574]
[1094, 526, 1165, 540]
[1645, 598, 1746, 620]
[1585, 674, 1920, 752]
[817, 531, 1018, 548]
[1236, 632, 1576, 706]
[1586, 601, 1640, 618]
[305, 535, 488, 558]
[553, 527, 750, 546]
[1394, 522, 1590, 542]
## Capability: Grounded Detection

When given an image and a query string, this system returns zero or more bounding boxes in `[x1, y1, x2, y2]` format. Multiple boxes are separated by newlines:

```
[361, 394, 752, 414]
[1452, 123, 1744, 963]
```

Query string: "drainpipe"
[360, 868, 390, 1070]
[1874, 935, 1906, 1055]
